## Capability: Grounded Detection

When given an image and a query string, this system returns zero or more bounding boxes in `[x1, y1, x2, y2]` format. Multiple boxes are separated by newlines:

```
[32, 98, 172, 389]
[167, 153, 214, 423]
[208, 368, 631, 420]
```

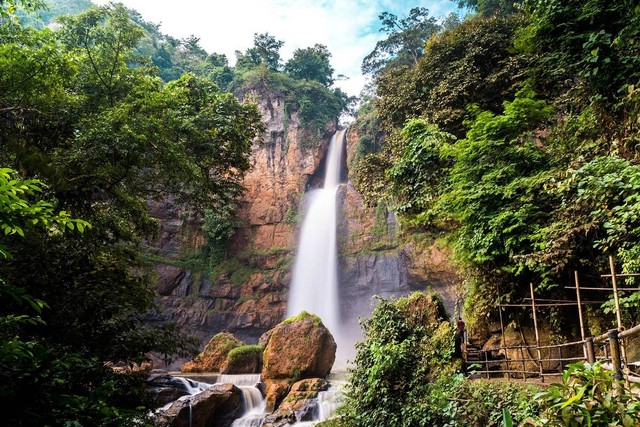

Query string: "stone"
[182, 332, 243, 373]
[261, 312, 336, 411]
[221, 345, 263, 374]
[144, 372, 190, 407]
[153, 384, 243, 427]
[263, 379, 291, 414]
[262, 312, 336, 381]
[262, 378, 329, 426]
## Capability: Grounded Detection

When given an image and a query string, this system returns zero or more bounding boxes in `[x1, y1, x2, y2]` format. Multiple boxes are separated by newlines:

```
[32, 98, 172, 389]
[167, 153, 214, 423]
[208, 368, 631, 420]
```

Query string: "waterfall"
[287, 129, 346, 336]
[216, 374, 261, 387]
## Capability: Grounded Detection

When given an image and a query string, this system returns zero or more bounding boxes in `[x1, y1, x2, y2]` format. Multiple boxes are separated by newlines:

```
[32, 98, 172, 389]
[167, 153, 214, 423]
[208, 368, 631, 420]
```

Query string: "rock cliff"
[147, 90, 335, 346]
[147, 94, 462, 358]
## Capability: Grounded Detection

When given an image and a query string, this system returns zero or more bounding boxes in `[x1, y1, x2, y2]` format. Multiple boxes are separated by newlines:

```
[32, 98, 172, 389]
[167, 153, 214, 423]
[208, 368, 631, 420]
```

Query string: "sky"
[91, 0, 462, 97]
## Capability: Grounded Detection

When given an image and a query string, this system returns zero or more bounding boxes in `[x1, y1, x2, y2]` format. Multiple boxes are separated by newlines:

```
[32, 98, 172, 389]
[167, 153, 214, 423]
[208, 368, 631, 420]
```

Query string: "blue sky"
[92, 0, 462, 96]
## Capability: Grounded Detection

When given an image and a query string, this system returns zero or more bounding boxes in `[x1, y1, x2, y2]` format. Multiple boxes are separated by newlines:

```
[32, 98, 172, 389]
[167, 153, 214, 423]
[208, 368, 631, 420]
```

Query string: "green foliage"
[285, 43, 334, 86]
[340, 292, 459, 427]
[236, 32, 284, 71]
[351, 153, 391, 207]
[226, 344, 263, 365]
[535, 362, 640, 426]
[520, 0, 640, 111]
[1, 3, 263, 423]
[456, 0, 524, 17]
[282, 310, 322, 327]
[375, 15, 528, 136]
[386, 120, 455, 227]
[448, 380, 541, 426]
[434, 91, 554, 303]
[0, 168, 89, 256]
[203, 203, 239, 263]
[284, 203, 299, 225]
[362, 7, 440, 76]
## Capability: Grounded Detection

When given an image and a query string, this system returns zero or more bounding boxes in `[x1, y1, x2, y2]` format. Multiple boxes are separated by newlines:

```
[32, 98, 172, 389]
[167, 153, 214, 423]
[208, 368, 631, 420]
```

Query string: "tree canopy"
[284, 43, 334, 86]
[0, 3, 264, 424]
[361, 7, 441, 76]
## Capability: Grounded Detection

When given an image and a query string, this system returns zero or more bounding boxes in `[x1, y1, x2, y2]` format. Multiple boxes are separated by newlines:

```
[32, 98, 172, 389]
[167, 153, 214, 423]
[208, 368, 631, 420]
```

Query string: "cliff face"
[148, 91, 335, 344]
[147, 97, 461, 352]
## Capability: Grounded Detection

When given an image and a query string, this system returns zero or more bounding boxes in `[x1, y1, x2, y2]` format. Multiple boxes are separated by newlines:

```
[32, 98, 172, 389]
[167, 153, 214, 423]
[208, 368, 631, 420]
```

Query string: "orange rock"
[181, 332, 243, 373]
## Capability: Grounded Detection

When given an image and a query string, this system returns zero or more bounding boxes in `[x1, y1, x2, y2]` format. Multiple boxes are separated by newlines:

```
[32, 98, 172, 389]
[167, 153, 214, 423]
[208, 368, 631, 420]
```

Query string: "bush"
[449, 380, 541, 426]
[534, 362, 640, 426]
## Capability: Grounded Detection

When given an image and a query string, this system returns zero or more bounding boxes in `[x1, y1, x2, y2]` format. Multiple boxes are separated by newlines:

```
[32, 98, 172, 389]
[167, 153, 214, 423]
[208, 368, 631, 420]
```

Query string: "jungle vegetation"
[0, 0, 348, 424]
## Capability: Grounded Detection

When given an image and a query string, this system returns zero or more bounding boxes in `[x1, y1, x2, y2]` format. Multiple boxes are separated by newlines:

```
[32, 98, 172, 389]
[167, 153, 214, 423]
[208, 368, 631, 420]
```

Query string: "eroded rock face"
[337, 183, 462, 323]
[147, 91, 334, 346]
[182, 332, 243, 373]
[153, 384, 243, 427]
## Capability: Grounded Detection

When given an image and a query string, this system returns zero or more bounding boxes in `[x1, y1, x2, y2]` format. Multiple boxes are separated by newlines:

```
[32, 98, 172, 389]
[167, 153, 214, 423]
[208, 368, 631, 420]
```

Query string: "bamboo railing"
[463, 255, 640, 385]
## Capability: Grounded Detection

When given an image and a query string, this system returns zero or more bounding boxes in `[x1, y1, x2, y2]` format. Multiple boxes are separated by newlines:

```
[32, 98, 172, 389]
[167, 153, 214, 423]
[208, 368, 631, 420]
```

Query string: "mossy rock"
[182, 332, 243, 373]
[221, 344, 263, 374]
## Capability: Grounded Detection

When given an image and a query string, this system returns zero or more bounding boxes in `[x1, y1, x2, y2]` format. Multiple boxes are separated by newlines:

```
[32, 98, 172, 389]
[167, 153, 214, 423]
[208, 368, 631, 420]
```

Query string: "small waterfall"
[287, 129, 346, 336]
[172, 377, 213, 394]
[315, 381, 344, 421]
[214, 374, 266, 426]
[288, 382, 345, 426]
[216, 374, 261, 387]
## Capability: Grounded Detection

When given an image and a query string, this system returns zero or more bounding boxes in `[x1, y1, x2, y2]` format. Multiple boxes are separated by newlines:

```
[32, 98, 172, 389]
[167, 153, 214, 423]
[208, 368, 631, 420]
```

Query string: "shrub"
[534, 362, 640, 426]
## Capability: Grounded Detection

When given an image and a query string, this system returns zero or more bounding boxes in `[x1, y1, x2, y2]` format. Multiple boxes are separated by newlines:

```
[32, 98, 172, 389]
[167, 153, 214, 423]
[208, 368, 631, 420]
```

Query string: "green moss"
[282, 311, 323, 327]
[284, 203, 299, 225]
[203, 333, 241, 355]
[226, 344, 263, 365]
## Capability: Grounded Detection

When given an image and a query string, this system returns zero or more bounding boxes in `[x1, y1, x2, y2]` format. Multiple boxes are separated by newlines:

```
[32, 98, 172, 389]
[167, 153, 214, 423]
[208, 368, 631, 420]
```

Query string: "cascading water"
[287, 129, 346, 337]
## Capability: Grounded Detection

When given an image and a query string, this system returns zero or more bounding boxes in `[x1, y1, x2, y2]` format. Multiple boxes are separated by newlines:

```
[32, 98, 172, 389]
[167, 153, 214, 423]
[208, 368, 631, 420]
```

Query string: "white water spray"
[287, 129, 345, 336]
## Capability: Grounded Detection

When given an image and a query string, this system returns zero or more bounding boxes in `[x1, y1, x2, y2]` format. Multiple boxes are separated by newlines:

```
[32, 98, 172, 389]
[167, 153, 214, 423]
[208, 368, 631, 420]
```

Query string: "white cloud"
[91, 0, 458, 97]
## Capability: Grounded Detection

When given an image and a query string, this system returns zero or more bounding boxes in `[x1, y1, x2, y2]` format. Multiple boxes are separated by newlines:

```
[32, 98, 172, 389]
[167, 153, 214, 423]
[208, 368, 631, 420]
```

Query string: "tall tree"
[455, 0, 523, 16]
[0, 3, 263, 424]
[362, 7, 440, 76]
[236, 32, 284, 71]
[284, 43, 334, 86]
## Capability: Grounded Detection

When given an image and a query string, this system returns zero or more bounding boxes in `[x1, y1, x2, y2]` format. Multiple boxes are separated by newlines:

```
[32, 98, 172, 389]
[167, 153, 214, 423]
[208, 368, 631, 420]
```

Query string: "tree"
[362, 7, 440, 76]
[0, 3, 263, 423]
[284, 43, 334, 86]
[375, 15, 528, 137]
[236, 32, 284, 72]
[455, 0, 523, 16]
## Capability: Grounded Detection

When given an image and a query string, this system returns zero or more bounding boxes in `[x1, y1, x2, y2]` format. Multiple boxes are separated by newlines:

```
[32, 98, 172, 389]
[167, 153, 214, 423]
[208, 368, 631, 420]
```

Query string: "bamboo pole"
[609, 330, 624, 392]
[483, 351, 489, 379]
[574, 271, 588, 359]
[608, 255, 630, 388]
[530, 283, 544, 382]
[498, 304, 510, 380]
[609, 255, 623, 330]
[585, 337, 595, 364]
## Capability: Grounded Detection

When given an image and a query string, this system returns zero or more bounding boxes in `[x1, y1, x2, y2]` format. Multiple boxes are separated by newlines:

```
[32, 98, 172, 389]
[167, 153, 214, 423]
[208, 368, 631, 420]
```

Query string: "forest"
[2, 0, 640, 425]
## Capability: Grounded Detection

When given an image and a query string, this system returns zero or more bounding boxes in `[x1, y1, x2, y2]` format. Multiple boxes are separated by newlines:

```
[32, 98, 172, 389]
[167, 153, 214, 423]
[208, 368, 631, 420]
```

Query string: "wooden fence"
[464, 255, 640, 385]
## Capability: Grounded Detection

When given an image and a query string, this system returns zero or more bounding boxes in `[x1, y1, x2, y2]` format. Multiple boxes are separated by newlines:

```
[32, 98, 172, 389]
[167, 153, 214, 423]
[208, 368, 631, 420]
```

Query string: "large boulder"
[182, 332, 243, 373]
[262, 378, 329, 426]
[153, 383, 243, 427]
[221, 344, 263, 374]
[261, 312, 336, 411]
[145, 371, 190, 407]
[262, 312, 336, 381]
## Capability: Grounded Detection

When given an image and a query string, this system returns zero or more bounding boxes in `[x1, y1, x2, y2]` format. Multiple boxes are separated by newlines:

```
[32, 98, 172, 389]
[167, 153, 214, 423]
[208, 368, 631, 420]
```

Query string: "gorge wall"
[146, 91, 461, 351]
